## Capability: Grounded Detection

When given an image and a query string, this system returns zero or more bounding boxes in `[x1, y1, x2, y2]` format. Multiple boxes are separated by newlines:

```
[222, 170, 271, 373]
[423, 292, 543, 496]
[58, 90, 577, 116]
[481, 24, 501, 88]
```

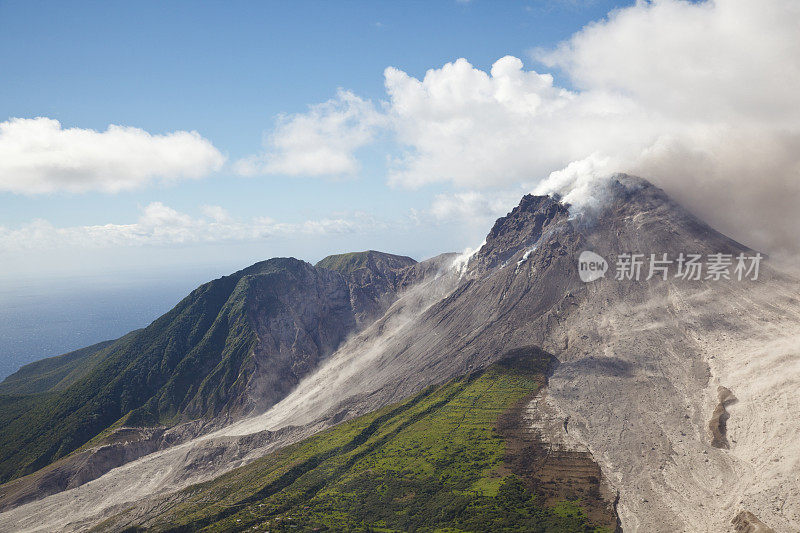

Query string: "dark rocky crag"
[315, 250, 417, 327]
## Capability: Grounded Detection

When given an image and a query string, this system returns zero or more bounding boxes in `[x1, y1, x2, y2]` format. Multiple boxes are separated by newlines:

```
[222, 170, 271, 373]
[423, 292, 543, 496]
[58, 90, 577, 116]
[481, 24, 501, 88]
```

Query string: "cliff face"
[232, 252, 423, 417]
[232, 260, 358, 416]
[470, 193, 571, 275]
[316, 250, 418, 327]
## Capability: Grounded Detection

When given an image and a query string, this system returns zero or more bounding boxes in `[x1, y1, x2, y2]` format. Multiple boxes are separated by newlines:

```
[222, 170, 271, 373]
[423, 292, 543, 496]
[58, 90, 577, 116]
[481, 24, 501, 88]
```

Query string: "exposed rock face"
[733, 510, 777, 533]
[470, 194, 570, 275]
[224, 254, 423, 417]
[316, 250, 418, 327]
[226, 259, 358, 416]
[197, 255, 424, 419]
[709, 385, 737, 449]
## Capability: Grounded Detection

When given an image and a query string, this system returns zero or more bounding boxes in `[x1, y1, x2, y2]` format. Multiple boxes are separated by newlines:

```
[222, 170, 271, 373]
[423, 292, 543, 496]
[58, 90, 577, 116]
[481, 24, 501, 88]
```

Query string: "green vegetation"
[0, 258, 306, 484]
[103, 350, 610, 532]
[0, 340, 116, 396]
[315, 250, 415, 275]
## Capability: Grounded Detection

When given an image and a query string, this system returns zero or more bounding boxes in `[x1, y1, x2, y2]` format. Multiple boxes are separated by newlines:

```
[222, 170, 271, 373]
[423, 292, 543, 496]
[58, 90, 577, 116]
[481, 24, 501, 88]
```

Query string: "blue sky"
[0, 0, 634, 280]
[2, 0, 798, 283]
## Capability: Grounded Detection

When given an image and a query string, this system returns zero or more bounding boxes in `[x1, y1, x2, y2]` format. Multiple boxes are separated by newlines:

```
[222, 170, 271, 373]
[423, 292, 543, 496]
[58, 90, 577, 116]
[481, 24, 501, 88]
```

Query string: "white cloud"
[0, 117, 226, 194]
[234, 90, 386, 177]
[384, 56, 584, 188]
[0, 203, 380, 251]
[428, 189, 524, 223]
[200, 204, 233, 223]
[257, 0, 800, 252]
[537, 0, 800, 126]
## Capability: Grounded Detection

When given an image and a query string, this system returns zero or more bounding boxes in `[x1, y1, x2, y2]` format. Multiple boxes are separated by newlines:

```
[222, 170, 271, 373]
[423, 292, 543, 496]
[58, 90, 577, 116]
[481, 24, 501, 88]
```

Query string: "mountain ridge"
[1, 175, 799, 532]
[0, 252, 425, 498]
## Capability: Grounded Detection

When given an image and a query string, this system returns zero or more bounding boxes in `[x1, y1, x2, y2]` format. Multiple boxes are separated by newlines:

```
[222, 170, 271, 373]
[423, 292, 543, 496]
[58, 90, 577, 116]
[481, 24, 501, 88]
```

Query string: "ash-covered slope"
[2, 175, 799, 532]
[95, 348, 617, 532]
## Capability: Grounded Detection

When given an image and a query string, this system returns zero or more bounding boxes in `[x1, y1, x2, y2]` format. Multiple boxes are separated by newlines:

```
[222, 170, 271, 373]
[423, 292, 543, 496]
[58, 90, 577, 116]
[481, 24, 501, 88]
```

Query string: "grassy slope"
[315, 251, 415, 274]
[0, 340, 116, 396]
[0, 259, 306, 484]
[106, 350, 610, 533]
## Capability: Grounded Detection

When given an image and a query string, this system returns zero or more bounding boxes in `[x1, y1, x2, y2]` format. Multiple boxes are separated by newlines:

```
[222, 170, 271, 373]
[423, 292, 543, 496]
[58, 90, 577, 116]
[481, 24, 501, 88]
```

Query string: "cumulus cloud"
[257, 0, 800, 253]
[537, 0, 800, 126]
[0, 117, 225, 194]
[0, 203, 379, 251]
[427, 189, 525, 223]
[235, 89, 386, 177]
[384, 56, 585, 188]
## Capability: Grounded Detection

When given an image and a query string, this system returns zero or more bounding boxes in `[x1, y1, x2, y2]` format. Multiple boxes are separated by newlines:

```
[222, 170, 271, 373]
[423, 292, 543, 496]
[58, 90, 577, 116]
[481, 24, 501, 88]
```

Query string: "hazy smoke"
[533, 154, 615, 214]
[535, 0, 800, 254]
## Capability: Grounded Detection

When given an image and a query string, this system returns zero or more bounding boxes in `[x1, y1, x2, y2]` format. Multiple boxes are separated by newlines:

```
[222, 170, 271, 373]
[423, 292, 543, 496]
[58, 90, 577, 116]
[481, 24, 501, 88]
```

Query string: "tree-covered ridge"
[100, 349, 613, 532]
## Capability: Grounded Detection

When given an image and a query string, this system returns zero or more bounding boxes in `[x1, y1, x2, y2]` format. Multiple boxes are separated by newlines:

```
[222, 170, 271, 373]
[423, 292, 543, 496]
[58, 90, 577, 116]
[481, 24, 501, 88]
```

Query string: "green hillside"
[102, 348, 614, 532]
[315, 250, 415, 274]
[0, 259, 304, 484]
[0, 339, 116, 396]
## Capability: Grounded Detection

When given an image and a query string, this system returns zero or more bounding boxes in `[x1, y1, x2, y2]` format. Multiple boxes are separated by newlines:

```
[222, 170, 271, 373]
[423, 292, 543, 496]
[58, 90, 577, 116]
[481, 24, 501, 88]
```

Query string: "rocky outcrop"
[733, 510, 777, 533]
[709, 385, 737, 449]
[230, 260, 359, 415]
[470, 194, 570, 275]
[316, 250, 418, 326]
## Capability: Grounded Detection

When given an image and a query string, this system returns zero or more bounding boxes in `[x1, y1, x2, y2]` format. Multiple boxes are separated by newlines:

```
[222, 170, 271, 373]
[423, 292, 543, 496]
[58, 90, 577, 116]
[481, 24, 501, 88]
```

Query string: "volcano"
[1, 175, 798, 532]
